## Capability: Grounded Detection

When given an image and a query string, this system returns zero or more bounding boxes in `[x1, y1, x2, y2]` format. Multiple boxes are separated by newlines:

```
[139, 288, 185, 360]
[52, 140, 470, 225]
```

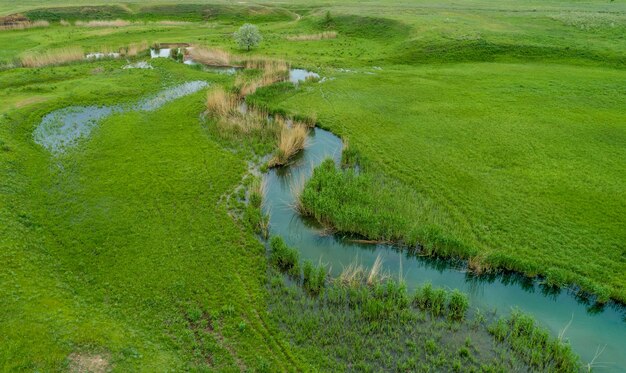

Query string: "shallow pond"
[86, 52, 121, 60]
[150, 48, 172, 58]
[289, 68, 320, 84]
[264, 127, 626, 371]
[33, 81, 208, 154]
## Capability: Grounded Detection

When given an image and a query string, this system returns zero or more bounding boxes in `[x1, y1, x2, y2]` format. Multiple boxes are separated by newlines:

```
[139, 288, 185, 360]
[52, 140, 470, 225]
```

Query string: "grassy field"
[0, 0, 624, 370]
[0, 60, 304, 371]
[256, 60, 626, 302]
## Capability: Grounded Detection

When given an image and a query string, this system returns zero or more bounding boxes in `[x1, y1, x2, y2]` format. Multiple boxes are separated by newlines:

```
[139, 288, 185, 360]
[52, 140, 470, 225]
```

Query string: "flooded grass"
[33, 81, 208, 154]
[266, 236, 580, 371]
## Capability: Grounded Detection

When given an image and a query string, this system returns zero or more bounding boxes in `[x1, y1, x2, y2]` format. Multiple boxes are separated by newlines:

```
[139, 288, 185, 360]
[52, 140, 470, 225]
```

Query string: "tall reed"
[188, 46, 232, 66]
[75, 19, 132, 27]
[286, 31, 337, 41]
[20, 47, 84, 68]
[206, 87, 239, 117]
[235, 58, 289, 96]
[126, 41, 148, 57]
[269, 121, 309, 167]
[0, 20, 49, 31]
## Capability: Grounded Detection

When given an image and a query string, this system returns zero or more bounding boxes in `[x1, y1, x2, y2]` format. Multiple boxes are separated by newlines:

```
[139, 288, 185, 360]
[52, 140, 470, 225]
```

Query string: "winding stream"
[264, 128, 626, 371]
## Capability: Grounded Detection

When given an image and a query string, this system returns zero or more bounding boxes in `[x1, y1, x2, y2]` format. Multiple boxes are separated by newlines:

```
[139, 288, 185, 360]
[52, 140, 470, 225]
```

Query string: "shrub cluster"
[413, 283, 469, 321]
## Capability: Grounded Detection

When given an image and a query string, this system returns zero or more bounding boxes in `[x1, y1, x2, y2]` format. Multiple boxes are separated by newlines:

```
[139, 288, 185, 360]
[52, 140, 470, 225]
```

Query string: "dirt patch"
[68, 352, 110, 373]
[14, 96, 48, 108]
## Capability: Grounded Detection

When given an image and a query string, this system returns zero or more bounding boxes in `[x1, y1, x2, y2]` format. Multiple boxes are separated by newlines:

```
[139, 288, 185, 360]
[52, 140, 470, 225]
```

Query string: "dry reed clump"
[286, 31, 337, 41]
[205, 87, 274, 137]
[20, 47, 84, 68]
[206, 87, 239, 117]
[268, 118, 309, 167]
[338, 255, 386, 288]
[125, 41, 149, 57]
[156, 20, 192, 26]
[188, 46, 232, 66]
[235, 59, 289, 96]
[75, 19, 131, 27]
[0, 19, 49, 31]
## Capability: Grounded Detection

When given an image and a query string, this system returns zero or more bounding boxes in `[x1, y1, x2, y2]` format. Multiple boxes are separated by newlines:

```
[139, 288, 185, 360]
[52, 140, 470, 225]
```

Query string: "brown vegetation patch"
[75, 19, 131, 27]
[68, 353, 109, 373]
[188, 46, 232, 66]
[14, 96, 48, 108]
[286, 31, 337, 41]
[269, 119, 309, 167]
[0, 14, 49, 31]
[236, 59, 289, 96]
[20, 47, 84, 68]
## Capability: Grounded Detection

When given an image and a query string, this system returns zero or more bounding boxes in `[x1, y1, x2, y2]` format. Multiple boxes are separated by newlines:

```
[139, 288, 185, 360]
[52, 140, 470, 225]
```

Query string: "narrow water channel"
[264, 128, 625, 371]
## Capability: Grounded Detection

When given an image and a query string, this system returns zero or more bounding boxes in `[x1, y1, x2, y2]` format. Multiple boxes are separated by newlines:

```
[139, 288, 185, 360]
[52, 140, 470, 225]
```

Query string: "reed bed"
[206, 87, 239, 117]
[236, 60, 289, 96]
[75, 19, 132, 27]
[188, 46, 232, 66]
[20, 47, 84, 68]
[0, 20, 49, 31]
[269, 120, 309, 167]
[156, 20, 192, 26]
[125, 41, 149, 57]
[205, 87, 276, 139]
[286, 31, 337, 41]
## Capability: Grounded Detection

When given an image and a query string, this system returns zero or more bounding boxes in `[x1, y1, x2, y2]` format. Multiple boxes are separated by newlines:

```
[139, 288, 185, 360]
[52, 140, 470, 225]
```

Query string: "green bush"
[448, 290, 469, 321]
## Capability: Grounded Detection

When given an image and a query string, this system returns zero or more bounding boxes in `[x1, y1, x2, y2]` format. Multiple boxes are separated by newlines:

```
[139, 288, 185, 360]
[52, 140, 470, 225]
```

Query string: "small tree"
[324, 11, 334, 28]
[234, 23, 262, 51]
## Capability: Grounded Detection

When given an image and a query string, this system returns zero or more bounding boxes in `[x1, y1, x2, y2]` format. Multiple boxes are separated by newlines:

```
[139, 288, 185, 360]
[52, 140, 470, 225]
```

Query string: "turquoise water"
[264, 127, 626, 371]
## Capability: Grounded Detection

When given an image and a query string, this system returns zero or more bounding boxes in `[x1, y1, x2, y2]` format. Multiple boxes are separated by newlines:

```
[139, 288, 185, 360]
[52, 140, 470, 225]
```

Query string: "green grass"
[0, 0, 624, 369]
[0, 59, 301, 371]
[254, 61, 626, 303]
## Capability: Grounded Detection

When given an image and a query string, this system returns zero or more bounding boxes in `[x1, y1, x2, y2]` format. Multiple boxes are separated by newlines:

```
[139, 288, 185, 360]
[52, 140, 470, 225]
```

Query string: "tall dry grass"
[126, 41, 149, 57]
[75, 19, 131, 27]
[286, 31, 337, 41]
[0, 20, 49, 31]
[156, 20, 191, 26]
[20, 47, 84, 68]
[188, 46, 232, 66]
[59, 20, 70, 26]
[206, 87, 239, 117]
[339, 255, 386, 288]
[269, 119, 309, 167]
[236, 59, 289, 96]
[205, 87, 274, 137]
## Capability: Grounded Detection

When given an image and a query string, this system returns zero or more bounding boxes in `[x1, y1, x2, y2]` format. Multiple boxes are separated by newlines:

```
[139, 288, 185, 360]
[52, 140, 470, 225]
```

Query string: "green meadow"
[0, 0, 624, 371]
